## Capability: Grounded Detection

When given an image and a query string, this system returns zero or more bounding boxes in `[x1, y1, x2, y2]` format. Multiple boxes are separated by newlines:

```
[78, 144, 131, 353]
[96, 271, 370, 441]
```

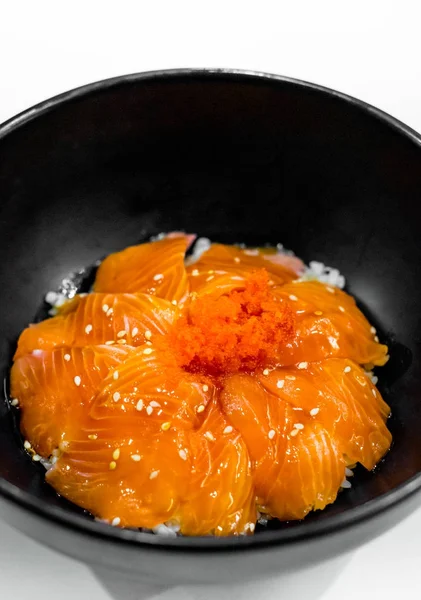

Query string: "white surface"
[1, 1, 421, 597]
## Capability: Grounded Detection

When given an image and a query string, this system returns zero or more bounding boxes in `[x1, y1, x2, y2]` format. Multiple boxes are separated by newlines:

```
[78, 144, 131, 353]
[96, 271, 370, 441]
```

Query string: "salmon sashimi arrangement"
[9, 234, 391, 536]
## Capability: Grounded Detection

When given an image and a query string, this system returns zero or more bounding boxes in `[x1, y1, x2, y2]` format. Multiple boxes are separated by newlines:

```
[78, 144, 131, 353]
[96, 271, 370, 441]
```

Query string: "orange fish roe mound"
[170, 269, 295, 374]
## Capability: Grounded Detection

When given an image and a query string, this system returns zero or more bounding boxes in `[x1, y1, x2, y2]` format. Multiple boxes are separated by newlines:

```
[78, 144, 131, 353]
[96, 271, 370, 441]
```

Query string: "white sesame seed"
[197, 404, 205, 413]
[109, 461, 117, 470]
[111, 517, 121, 526]
[276, 380, 285, 389]
[149, 470, 159, 480]
[298, 362, 308, 369]
[117, 330, 126, 338]
[10, 398, 19, 407]
[294, 423, 304, 430]
[310, 407, 320, 416]
[289, 294, 298, 301]
[136, 399, 144, 411]
[234, 257, 241, 263]
[74, 376, 81, 386]
[171, 300, 178, 306]
[293, 407, 303, 411]
[341, 480, 352, 489]
[326, 286, 335, 293]
[344, 366, 352, 373]
[131, 327, 139, 337]
[32, 454, 41, 462]
[144, 330, 152, 340]
[113, 392, 120, 402]
[204, 431, 215, 441]
[88, 434, 98, 440]
[202, 384, 209, 392]
[131, 454, 141, 462]
[286, 375, 296, 381]
[85, 324, 93, 334]
[223, 425, 233, 434]
[372, 388, 377, 397]
[263, 369, 270, 376]
[314, 310, 323, 316]
[206, 275, 214, 282]
[64, 353, 71, 362]
[153, 273, 164, 281]
[146, 406, 153, 415]
[345, 467, 354, 477]
[161, 422, 171, 431]
[290, 429, 299, 437]
[374, 335, 379, 343]
[118, 339, 126, 345]
[102, 304, 109, 313]
[249, 523, 255, 533]
[268, 429, 276, 439]
[112, 449, 120, 460]
[24, 440, 32, 450]
[113, 371, 119, 380]
[143, 347, 153, 355]
[105, 340, 115, 345]
[192, 269, 199, 276]
[150, 400, 161, 408]
[107, 308, 113, 317]
[370, 326, 376, 334]
[179, 449, 187, 461]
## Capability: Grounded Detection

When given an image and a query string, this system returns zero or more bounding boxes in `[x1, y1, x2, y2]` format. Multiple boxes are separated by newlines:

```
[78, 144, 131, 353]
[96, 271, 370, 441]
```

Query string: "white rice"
[301, 260, 346, 289]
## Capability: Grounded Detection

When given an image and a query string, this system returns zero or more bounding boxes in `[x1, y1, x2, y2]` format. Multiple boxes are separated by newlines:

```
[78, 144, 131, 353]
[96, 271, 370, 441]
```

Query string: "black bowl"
[1, 69, 421, 584]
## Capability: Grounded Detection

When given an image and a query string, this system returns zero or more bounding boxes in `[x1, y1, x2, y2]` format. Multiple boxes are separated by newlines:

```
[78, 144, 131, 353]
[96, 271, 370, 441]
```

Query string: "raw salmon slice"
[259, 358, 391, 470]
[221, 374, 345, 520]
[94, 235, 194, 302]
[187, 243, 299, 297]
[273, 281, 388, 367]
[15, 293, 177, 359]
[176, 399, 256, 536]
[10, 345, 133, 457]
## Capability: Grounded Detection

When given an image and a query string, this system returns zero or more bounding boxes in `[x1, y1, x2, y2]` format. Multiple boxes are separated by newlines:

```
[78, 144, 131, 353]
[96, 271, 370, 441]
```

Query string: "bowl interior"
[1, 71, 421, 540]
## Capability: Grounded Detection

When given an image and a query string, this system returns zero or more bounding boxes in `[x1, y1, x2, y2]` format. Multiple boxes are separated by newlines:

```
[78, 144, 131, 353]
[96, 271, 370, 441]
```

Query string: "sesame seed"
[157, 409, 163, 415]
[146, 406, 153, 415]
[289, 294, 298, 301]
[131, 454, 141, 462]
[113, 371, 119, 380]
[192, 269, 199, 276]
[294, 423, 304, 430]
[109, 461, 117, 470]
[153, 273, 164, 281]
[24, 440, 32, 450]
[326, 286, 335, 293]
[59, 441, 69, 451]
[143, 347, 153, 355]
[85, 324, 93, 334]
[113, 392, 120, 402]
[310, 407, 320, 416]
[276, 380, 285, 389]
[149, 470, 159, 480]
[197, 404, 205, 413]
[249, 523, 255, 533]
[204, 431, 215, 442]
[107, 308, 113, 317]
[74, 376, 81, 386]
[344, 366, 351, 373]
[298, 362, 308, 369]
[341, 480, 352, 489]
[339, 306, 345, 313]
[286, 375, 296, 381]
[374, 335, 379, 343]
[161, 422, 171, 431]
[234, 257, 241, 263]
[290, 429, 299, 437]
[314, 311, 323, 316]
[117, 330, 126, 338]
[136, 399, 144, 411]
[10, 398, 19, 407]
[105, 340, 115, 345]
[150, 400, 161, 408]
[370, 326, 376, 334]
[64, 353, 71, 362]
[372, 388, 377, 397]
[145, 341, 152, 346]
[268, 429, 276, 439]
[118, 339, 126, 345]
[223, 426, 233, 434]
[102, 304, 109, 313]
[206, 275, 214, 282]
[345, 467, 354, 477]
[171, 300, 178, 306]
[32, 454, 41, 462]
[112, 449, 120, 460]
[179, 449, 187, 461]
[131, 327, 139, 337]
[144, 330, 152, 340]
[88, 434, 98, 440]
[263, 369, 270, 376]
[111, 517, 121, 526]
[202, 384, 209, 392]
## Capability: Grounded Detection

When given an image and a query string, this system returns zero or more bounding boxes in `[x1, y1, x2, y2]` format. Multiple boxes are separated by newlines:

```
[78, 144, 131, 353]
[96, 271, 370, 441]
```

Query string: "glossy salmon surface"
[11, 236, 392, 535]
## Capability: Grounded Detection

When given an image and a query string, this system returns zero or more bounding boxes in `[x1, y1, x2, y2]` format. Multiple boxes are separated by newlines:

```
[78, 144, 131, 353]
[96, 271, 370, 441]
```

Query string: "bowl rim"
[1, 67, 421, 553]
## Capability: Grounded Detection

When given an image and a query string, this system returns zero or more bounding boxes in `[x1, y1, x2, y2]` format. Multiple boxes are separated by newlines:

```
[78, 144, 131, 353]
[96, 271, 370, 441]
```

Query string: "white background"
[1, 1, 421, 598]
